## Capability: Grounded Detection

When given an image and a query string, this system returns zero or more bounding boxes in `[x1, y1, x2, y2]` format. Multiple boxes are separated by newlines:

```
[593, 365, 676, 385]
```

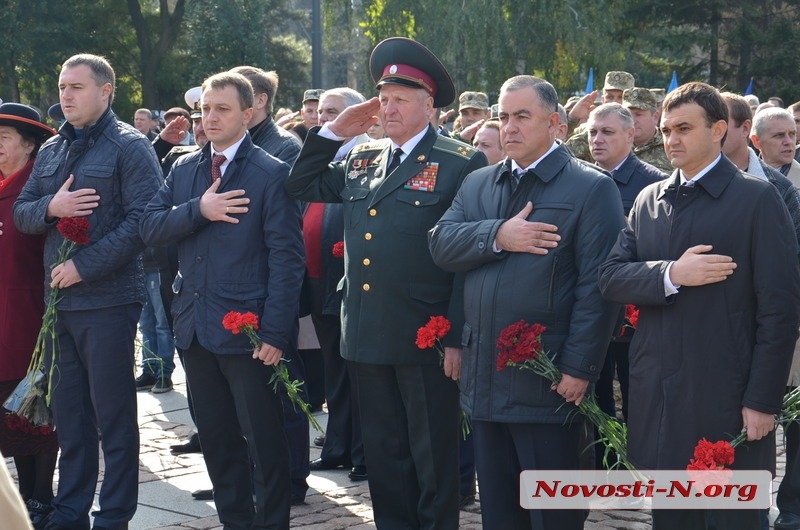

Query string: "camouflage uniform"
[634, 129, 671, 173]
[565, 123, 593, 162]
[623, 87, 673, 173]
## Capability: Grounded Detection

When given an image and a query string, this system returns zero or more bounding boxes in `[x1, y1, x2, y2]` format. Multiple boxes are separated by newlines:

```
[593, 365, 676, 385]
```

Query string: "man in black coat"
[286, 38, 486, 529]
[140, 71, 305, 530]
[599, 82, 800, 530]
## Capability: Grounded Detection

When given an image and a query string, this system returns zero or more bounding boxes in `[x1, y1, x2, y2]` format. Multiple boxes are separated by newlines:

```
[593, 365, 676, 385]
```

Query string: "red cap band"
[379, 64, 437, 97]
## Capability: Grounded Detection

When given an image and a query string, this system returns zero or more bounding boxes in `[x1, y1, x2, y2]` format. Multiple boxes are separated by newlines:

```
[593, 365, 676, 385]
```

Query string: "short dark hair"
[230, 66, 278, 113]
[201, 72, 254, 111]
[719, 92, 752, 128]
[500, 75, 559, 113]
[663, 82, 728, 128]
[62, 54, 116, 105]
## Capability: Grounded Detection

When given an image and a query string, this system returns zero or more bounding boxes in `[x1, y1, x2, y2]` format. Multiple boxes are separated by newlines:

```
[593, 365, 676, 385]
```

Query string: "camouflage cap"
[302, 89, 324, 103]
[604, 71, 635, 92]
[184, 86, 202, 119]
[649, 88, 666, 104]
[458, 91, 489, 112]
[623, 87, 657, 112]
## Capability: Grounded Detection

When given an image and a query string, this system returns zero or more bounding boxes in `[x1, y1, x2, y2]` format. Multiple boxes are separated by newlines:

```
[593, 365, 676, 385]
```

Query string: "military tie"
[387, 147, 403, 174]
[211, 154, 226, 182]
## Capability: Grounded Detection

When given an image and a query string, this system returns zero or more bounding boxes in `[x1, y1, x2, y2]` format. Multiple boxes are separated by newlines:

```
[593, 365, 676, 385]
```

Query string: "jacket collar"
[494, 142, 572, 186]
[58, 107, 115, 143]
[609, 152, 637, 185]
[658, 154, 738, 200]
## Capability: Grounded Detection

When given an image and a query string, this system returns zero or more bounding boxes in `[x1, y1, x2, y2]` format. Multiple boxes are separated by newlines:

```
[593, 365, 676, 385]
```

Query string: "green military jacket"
[286, 126, 487, 364]
[565, 123, 592, 163]
[634, 129, 672, 173]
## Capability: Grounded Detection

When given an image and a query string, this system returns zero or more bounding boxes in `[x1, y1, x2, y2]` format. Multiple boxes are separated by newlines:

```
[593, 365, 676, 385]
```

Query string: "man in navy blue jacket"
[140, 71, 305, 530]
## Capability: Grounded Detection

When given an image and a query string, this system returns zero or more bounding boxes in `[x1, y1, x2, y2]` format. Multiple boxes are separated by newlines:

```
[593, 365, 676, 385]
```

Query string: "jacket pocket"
[340, 186, 369, 229]
[217, 282, 268, 300]
[409, 283, 451, 305]
[82, 163, 115, 179]
[393, 189, 442, 234]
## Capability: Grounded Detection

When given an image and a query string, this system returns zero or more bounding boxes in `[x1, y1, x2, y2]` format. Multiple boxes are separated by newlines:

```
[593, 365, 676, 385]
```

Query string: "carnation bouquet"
[496, 320, 632, 470]
[222, 310, 323, 432]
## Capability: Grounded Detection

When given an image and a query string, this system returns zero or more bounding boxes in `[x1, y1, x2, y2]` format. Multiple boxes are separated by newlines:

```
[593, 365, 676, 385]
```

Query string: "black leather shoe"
[192, 489, 214, 500]
[313, 434, 326, 447]
[776, 512, 800, 530]
[171, 435, 201, 454]
[348, 465, 368, 481]
[309, 457, 348, 470]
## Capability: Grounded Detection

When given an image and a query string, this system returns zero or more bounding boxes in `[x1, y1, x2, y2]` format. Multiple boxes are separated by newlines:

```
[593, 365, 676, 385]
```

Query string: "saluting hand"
[568, 90, 598, 124]
[327, 98, 381, 139]
[199, 178, 250, 223]
[495, 202, 560, 255]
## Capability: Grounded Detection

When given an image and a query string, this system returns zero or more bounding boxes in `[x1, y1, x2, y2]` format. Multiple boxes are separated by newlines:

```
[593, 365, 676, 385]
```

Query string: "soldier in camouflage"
[566, 71, 634, 162]
[623, 87, 672, 173]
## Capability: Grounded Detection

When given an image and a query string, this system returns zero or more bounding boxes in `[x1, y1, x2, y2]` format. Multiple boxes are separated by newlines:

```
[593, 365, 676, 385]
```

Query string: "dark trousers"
[596, 340, 630, 420]
[47, 304, 141, 530]
[473, 420, 585, 530]
[778, 387, 800, 516]
[459, 428, 476, 498]
[355, 362, 460, 530]
[309, 277, 364, 467]
[277, 346, 310, 500]
[185, 338, 290, 530]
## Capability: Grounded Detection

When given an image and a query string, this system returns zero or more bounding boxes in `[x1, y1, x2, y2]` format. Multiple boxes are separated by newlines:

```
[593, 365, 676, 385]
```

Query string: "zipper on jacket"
[547, 254, 560, 310]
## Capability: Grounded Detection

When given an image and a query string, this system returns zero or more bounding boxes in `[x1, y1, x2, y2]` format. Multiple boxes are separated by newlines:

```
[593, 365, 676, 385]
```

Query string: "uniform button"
[362, 283, 370, 291]
[478, 241, 485, 250]
[196, 256, 202, 262]
[363, 258, 371, 266]
[364, 232, 372, 240]
[589, 365, 597, 372]
[414, 200, 420, 206]
[193, 292, 199, 299]
[369, 208, 377, 216]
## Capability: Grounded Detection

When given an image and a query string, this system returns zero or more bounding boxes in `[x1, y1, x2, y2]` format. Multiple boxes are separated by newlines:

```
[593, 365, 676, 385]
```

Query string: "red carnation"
[687, 438, 735, 470]
[332, 241, 345, 258]
[56, 217, 91, 245]
[496, 320, 546, 370]
[415, 316, 452, 351]
[415, 326, 437, 349]
[625, 304, 639, 328]
[222, 311, 259, 335]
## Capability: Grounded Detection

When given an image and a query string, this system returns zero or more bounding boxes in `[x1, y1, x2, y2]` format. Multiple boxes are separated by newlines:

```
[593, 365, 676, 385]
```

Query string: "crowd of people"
[2, 35, 800, 530]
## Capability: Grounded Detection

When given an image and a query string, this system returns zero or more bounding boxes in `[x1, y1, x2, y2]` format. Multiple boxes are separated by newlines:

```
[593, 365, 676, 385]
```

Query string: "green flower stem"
[514, 354, 635, 471]
[242, 329, 323, 433]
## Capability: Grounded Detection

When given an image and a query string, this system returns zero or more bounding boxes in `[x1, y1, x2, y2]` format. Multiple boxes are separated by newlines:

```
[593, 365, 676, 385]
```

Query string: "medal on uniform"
[404, 162, 439, 191]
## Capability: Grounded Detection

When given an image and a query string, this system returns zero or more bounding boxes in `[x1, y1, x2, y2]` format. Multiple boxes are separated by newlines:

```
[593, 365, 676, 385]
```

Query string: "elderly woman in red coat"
[0, 102, 58, 527]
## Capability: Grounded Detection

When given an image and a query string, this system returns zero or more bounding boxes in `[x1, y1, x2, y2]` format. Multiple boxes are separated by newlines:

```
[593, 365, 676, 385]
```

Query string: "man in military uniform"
[650, 87, 666, 118]
[286, 37, 487, 529]
[623, 87, 672, 173]
[566, 70, 635, 162]
[451, 91, 491, 145]
[301, 88, 323, 129]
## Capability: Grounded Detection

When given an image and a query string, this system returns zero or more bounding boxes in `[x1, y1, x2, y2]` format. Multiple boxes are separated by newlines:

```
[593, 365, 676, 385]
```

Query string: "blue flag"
[745, 78, 754, 95]
[668, 71, 678, 93]
[585, 68, 594, 94]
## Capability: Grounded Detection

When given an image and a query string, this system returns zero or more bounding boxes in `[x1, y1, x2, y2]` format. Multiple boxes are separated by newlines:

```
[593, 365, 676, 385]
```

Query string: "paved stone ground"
[5, 362, 787, 529]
